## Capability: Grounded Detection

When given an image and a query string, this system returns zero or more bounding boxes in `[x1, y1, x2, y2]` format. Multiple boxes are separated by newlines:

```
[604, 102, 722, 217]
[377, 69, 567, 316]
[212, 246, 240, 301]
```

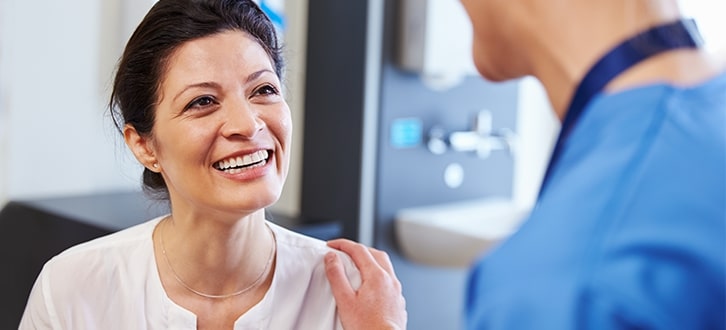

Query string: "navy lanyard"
[537, 19, 702, 199]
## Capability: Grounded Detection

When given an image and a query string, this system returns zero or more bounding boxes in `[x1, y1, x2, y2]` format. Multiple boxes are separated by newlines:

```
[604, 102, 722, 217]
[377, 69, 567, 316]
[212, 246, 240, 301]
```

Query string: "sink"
[395, 198, 530, 268]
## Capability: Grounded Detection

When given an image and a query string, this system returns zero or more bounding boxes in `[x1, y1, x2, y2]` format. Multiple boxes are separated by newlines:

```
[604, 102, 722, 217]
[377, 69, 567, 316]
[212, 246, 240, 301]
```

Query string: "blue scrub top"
[466, 72, 726, 329]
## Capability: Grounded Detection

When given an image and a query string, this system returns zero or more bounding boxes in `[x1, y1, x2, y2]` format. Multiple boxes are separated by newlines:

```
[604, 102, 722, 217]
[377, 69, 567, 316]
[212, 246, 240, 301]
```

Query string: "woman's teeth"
[215, 150, 269, 173]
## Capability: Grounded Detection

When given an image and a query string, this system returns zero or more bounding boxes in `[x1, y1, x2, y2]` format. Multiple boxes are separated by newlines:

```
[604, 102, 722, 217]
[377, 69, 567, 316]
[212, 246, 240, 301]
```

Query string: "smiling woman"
[123, 30, 291, 218]
[18, 1, 360, 329]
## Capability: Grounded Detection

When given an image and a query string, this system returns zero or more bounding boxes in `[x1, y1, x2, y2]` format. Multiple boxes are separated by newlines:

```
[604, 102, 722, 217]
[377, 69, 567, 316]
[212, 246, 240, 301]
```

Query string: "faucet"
[427, 110, 517, 158]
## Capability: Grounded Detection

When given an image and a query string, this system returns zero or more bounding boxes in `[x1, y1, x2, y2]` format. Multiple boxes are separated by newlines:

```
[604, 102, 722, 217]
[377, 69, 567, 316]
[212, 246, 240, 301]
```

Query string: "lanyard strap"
[537, 19, 702, 199]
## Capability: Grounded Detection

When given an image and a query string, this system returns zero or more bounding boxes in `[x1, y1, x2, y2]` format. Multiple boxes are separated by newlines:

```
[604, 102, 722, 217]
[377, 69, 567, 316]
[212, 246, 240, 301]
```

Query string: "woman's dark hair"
[109, 0, 283, 199]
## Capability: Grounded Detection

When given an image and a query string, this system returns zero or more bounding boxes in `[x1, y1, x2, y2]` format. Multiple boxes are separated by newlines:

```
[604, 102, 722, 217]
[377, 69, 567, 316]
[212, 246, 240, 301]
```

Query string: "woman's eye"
[254, 84, 279, 96]
[186, 96, 217, 110]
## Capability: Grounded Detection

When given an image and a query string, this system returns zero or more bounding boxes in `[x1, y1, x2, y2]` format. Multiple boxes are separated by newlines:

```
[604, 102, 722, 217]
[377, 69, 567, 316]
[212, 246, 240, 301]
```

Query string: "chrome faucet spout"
[426, 110, 517, 159]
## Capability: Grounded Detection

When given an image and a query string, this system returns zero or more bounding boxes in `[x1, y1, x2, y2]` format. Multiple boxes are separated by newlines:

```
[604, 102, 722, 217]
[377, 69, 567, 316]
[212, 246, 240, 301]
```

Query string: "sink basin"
[395, 198, 530, 268]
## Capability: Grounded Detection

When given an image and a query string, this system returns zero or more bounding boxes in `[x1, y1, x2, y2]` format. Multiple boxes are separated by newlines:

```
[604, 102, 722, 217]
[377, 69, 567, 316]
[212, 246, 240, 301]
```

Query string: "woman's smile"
[213, 148, 273, 178]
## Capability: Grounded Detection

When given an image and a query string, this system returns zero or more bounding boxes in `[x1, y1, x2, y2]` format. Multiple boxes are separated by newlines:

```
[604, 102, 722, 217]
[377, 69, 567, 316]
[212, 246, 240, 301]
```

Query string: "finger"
[327, 239, 383, 273]
[328, 239, 395, 275]
[368, 248, 402, 292]
[368, 247, 396, 278]
[324, 251, 355, 303]
[326, 238, 361, 251]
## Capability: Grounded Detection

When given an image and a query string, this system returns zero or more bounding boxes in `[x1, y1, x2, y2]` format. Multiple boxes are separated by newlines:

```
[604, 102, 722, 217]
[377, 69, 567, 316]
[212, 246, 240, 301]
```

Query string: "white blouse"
[19, 216, 360, 329]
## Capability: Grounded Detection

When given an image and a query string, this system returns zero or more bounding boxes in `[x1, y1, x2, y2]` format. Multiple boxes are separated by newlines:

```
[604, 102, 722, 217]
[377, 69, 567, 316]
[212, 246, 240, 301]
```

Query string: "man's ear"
[123, 124, 160, 172]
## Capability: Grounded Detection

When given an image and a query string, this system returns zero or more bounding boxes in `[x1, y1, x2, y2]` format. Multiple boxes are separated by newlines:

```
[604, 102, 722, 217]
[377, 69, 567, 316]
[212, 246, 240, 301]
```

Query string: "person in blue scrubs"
[323, 0, 725, 329]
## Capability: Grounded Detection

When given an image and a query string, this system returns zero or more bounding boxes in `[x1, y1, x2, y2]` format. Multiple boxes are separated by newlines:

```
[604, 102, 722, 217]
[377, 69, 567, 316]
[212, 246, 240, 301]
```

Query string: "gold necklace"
[159, 217, 276, 299]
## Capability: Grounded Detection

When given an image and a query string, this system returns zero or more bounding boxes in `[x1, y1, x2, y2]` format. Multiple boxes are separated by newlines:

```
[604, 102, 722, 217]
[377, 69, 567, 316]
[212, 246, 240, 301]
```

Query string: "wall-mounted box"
[397, 0, 478, 89]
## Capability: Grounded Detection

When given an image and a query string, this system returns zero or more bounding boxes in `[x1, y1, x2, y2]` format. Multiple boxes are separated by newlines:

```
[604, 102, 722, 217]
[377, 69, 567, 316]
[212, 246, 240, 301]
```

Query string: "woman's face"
[134, 30, 291, 217]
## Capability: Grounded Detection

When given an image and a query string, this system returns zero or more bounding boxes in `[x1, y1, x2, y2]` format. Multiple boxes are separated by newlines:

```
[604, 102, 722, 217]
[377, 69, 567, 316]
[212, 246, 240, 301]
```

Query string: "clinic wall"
[0, 6, 7, 204]
[0, 0, 150, 203]
[269, 0, 308, 217]
[680, 0, 726, 54]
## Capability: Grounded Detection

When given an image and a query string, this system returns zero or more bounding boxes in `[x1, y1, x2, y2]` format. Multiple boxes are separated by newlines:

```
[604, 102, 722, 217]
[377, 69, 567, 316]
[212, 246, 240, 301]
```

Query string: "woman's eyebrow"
[245, 69, 275, 83]
[172, 81, 222, 103]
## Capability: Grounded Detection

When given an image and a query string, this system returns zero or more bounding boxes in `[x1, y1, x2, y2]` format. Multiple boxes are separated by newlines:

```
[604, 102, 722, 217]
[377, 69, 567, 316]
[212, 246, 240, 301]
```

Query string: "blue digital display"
[390, 118, 423, 148]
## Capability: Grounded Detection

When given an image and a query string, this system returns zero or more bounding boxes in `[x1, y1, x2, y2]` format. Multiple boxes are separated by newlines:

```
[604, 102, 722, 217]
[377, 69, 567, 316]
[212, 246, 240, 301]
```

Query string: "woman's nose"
[220, 100, 264, 139]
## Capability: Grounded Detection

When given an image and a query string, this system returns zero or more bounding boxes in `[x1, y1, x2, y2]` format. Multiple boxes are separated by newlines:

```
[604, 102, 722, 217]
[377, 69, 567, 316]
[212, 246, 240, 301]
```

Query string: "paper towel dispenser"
[397, 0, 478, 89]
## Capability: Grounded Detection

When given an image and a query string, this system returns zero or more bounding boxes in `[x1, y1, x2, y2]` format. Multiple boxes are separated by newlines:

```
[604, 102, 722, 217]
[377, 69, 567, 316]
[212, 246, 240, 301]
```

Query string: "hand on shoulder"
[324, 239, 407, 330]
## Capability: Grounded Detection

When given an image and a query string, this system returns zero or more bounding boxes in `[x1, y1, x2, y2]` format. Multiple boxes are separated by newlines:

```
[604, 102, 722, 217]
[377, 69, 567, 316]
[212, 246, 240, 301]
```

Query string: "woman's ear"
[123, 124, 160, 172]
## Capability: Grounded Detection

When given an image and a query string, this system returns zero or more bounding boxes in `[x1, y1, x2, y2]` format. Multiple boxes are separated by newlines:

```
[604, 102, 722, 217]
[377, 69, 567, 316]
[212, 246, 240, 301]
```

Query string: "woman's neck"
[155, 209, 275, 297]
